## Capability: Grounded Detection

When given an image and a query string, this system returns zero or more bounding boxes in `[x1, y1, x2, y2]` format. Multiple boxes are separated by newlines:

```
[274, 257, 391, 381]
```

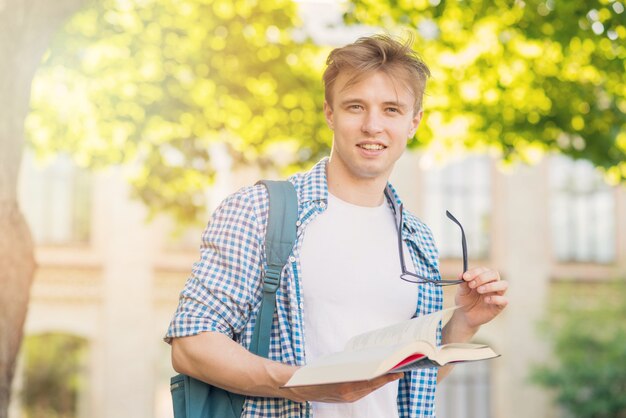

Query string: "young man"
[166, 34, 508, 417]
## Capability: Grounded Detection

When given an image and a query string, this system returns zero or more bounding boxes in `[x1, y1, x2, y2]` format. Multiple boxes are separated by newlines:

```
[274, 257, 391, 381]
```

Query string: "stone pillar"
[92, 167, 160, 418]
[491, 160, 553, 418]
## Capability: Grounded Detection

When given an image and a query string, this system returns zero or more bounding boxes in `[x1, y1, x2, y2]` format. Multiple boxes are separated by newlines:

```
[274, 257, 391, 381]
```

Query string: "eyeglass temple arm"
[445, 210, 468, 273]
[396, 203, 408, 271]
[384, 187, 408, 271]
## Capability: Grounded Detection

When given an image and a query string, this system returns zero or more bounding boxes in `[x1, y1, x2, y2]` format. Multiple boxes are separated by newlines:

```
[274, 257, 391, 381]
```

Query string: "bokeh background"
[1, 0, 625, 417]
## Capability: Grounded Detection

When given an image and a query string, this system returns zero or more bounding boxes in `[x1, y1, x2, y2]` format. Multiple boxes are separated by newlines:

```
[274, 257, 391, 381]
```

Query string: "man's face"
[324, 70, 423, 186]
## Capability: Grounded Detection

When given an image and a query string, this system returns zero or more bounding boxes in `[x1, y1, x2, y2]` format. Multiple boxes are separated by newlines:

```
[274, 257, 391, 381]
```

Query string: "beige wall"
[12, 151, 626, 418]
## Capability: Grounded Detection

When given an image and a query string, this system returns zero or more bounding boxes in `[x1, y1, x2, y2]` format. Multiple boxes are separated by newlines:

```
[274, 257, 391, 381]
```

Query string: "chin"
[352, 165, 391, 181]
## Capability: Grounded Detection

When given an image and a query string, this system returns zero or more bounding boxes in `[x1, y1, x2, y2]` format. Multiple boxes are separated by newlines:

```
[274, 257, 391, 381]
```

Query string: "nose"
[361, 110, 384, 136]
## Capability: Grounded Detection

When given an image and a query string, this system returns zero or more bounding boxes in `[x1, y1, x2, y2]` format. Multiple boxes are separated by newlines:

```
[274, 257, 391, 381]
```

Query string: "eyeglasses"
[394, 203, 467, 286]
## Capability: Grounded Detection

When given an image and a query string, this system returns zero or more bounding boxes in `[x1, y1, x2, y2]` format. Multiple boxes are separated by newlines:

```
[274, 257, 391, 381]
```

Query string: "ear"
[409, 109, 424, 137]
[323, 100, 334, 130]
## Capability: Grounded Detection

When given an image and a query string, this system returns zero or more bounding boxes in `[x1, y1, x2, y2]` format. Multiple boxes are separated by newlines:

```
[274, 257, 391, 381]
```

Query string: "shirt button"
[319, 201, 326, 209]
[295, 220, 302, 227]
[289, 256, 296, 263]
[299, 302, 304, 310]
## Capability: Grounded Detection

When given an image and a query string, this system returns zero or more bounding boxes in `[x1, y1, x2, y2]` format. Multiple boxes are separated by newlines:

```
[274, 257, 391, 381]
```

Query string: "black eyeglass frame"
[386, 187, 467, 286]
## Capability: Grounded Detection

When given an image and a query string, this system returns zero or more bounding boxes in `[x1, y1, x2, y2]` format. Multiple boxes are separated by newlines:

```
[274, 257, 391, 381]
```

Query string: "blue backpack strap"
[249, 180, 298, 357]
[230, 180, 297, 416]
[170, 180, 298, 418]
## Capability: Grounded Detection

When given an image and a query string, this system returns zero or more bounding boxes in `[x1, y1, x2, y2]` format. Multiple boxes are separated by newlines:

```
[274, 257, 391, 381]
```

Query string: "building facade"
[10, 149, 626, 418]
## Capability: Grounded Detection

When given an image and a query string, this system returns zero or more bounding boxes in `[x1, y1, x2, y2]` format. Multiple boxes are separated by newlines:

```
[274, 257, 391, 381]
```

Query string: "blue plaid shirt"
[166, 158, 444, 417]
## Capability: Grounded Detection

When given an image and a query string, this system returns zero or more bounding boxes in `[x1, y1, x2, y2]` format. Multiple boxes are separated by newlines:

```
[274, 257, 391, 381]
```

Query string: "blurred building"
[11, 148, 626, 418]
[9, 2, 625, 417]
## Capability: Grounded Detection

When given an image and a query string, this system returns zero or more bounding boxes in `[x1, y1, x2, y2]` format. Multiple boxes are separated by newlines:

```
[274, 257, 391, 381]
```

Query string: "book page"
[391, 356, 438, 372]
[345, 307, 457, 352]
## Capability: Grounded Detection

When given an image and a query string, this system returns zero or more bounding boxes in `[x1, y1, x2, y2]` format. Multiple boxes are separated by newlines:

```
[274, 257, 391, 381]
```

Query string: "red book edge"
[391, 353, 426, 370]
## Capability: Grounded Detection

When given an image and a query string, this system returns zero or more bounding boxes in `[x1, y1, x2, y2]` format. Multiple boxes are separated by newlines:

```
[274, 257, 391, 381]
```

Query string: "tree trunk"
[0, 205, 35, 416]
[0, 1, 88, 416]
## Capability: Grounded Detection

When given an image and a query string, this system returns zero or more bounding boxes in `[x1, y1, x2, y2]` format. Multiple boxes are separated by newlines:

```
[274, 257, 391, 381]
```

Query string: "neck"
[326, 160, 389, 207]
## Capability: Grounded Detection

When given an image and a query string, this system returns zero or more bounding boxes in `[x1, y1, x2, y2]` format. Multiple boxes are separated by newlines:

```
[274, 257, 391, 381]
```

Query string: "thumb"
[457, 273, 471, 296]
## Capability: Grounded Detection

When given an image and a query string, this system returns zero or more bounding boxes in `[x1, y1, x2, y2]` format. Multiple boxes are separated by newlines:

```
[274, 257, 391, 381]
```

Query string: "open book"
[283, 307, 499, 387]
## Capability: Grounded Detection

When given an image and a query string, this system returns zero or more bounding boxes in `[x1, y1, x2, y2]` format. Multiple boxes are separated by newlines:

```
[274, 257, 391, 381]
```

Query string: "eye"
[386, 107, 400, 113]
[348, 104, 364, 111]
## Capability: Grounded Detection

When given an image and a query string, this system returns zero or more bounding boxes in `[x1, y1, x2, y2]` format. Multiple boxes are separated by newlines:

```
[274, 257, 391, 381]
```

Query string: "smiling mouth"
[358, 144, 386, 150]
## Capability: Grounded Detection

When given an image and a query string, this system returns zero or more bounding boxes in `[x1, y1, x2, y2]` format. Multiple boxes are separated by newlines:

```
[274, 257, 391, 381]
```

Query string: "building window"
[550, 155, 615, 263]
[423, 155, 492, 260]
[436, 360, 492, 418]
[19, 152, 92, 245]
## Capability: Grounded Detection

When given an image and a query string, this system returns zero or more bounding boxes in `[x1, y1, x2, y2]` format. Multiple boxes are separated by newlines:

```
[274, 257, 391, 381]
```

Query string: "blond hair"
[323, 34, 431, 113]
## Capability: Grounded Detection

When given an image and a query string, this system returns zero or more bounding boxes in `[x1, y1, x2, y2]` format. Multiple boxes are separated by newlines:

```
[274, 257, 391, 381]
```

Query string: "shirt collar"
[294, 157, 329, 204]
[384, 182, 419, 236]
[292, 157, 418, 235]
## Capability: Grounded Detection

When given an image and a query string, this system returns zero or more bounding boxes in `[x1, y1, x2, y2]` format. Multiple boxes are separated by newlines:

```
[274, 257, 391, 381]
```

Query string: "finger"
[476, 280, 508, 295]
[347, 380, 392, 399]
[359, 373, 403, 391]
[358, 373, 404, 395]
[345, 373, 402, 391]
[456, 272, 472, 296]
[462, 267, 490, 283]
[379, 372, 404, 383]
[333, 373, 404, 402]
[484, 294, 509, 307]
[466, 269, 500, 289]
[333, 385, 375, 402]
[290, 382, 374, 404]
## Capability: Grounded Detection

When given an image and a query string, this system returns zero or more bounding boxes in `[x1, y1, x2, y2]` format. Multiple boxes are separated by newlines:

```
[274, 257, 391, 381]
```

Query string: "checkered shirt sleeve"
[165, 186, 268, 341]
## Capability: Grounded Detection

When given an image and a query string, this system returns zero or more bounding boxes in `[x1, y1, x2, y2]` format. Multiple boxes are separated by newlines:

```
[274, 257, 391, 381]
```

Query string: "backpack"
[170, 180, 298, 418]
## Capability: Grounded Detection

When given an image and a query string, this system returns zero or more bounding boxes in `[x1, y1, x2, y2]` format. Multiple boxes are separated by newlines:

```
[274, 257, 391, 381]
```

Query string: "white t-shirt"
[300, 192, 418, 418]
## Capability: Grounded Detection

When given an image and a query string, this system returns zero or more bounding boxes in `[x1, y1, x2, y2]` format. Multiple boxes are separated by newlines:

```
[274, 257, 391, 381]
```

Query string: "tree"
[26, 0, 330, 223]
[0, 1, 90, 416]
[1, 0, 327, 416]
[532, 281, 626, 417]
[344, 0, 626, 182]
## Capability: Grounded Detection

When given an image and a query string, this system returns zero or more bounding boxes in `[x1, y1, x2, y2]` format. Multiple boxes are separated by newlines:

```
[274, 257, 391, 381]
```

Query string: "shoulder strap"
[231, 180, 297, 416]
[249, 180, 298, 358]
[171, 180, 297, 418]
